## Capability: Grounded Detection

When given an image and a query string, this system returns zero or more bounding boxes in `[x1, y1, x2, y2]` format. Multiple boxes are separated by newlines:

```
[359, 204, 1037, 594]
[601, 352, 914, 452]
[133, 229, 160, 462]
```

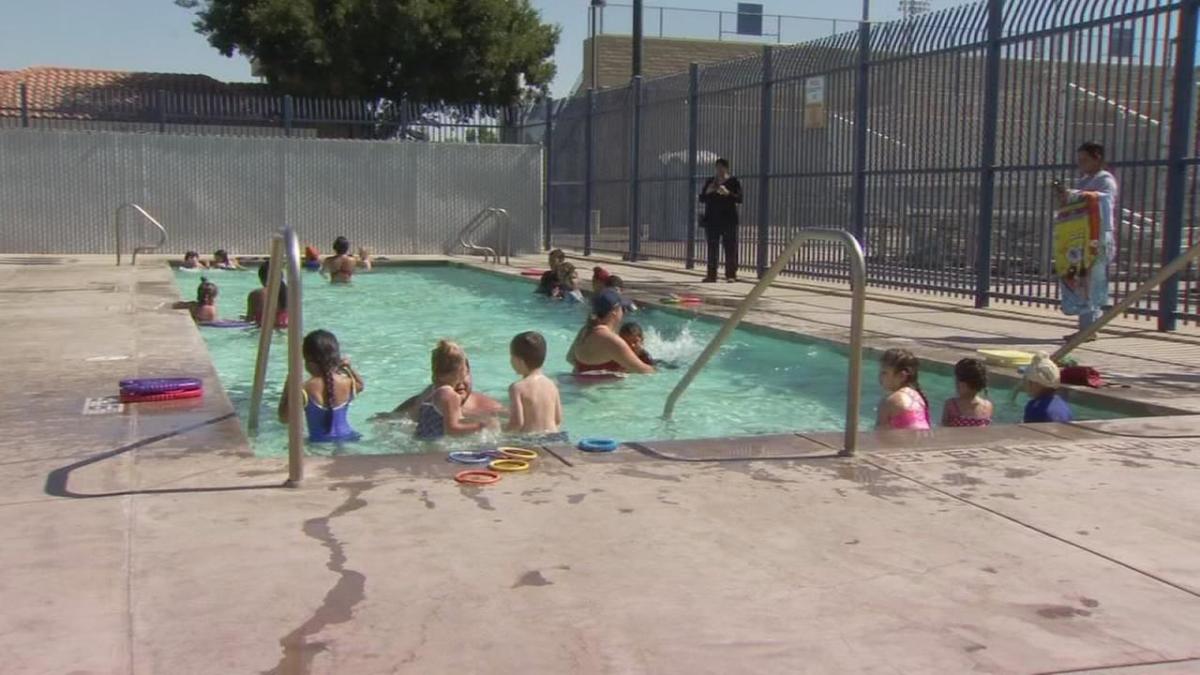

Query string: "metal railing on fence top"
[544, 0, 1200, 331]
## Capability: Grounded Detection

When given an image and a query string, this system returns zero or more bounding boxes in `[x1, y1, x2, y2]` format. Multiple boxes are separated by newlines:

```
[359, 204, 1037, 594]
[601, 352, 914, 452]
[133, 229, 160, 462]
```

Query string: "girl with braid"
[191, 277, 219, 323]
[876, 348, 931, 431]
[278, 329, 364, 442]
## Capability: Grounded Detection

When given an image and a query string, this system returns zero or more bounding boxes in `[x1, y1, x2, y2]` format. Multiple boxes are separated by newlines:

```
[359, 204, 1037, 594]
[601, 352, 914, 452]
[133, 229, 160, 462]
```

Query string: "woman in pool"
[191, 277, 219, 323]
[566, 289, 656, 375]
[245, 262, 288, 329]
[321, 236, 360, 283]
[278, 329, 364, 442]
[876, 348, 930, 431]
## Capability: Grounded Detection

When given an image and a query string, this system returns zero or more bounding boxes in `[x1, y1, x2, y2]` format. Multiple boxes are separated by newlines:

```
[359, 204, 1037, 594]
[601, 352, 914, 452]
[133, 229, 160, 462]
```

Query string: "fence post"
[19, 82, 29, 127]
[543, 98, 554, 252]
[282, 95, 294, 137]
[584, 88, 595, 256]
[850, 9, 871, 246]
[155, 89, 166, 133]
[1159, 0, 1199, 331]
[974, 0, 1003, 309]
[629, 75, 643, 262]
[685, 63, 700, 269]
[756, 45, 774, 278]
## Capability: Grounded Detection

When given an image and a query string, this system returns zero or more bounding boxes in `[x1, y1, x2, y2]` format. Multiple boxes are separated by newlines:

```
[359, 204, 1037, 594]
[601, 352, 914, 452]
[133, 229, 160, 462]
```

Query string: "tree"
[176, 0, 559, 105]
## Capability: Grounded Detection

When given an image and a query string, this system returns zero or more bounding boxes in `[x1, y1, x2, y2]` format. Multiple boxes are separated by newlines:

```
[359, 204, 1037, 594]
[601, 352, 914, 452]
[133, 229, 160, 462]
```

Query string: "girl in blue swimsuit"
[278, 329, 364, 442]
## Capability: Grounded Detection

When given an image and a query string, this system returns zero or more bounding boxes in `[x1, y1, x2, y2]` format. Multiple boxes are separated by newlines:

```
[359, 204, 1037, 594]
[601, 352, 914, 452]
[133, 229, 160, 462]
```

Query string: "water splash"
[642, 323, 705, 367]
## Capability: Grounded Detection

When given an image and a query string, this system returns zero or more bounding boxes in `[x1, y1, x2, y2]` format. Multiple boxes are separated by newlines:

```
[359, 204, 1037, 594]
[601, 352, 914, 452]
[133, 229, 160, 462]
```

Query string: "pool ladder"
[114, 203, 167, 265]
[246, 226, 306, 486]
[457, 207, 512, 264]
[663, 229, 867, 456]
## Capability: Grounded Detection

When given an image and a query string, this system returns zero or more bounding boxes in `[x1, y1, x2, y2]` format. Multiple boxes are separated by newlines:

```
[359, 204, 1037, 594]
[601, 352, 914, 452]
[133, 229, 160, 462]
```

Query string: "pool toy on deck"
[454, 469, 501, 485]
[521, 269, 546, 277]
[119, 377, 202, 395]
[448, 451, 493, 465]
[497, 447, 539, 460]
[577, 438, 619, 453]
[120, 387, 204, 403]
[489, 458, 531, 472]
[977, 349, 1035, 369]
[661, 294, 702, 306]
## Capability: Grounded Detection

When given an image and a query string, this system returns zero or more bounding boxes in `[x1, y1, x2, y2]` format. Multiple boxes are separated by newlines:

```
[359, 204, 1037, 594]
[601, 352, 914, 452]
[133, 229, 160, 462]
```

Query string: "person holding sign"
[699, 158, 743, 283]
[1052, 142, 1117, 342]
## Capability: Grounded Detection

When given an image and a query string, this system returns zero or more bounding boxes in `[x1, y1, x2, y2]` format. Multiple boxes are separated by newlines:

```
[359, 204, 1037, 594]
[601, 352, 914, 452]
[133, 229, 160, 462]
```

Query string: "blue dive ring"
[448, 451, 493, 464]
[577, 438, 619, 453]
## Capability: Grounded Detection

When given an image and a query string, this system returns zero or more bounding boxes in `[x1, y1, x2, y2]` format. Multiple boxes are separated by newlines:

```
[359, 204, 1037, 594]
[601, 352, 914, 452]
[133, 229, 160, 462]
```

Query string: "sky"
[0, 0, 964, 98]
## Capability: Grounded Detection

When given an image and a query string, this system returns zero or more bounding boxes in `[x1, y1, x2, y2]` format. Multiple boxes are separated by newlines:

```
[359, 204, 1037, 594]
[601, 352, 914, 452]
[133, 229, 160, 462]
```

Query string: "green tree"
[176, 0, 559, 105]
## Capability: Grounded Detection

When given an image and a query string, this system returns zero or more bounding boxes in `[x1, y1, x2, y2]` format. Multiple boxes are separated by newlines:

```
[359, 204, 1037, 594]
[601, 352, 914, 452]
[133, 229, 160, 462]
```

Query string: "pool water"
[177, 264, 1122, 456]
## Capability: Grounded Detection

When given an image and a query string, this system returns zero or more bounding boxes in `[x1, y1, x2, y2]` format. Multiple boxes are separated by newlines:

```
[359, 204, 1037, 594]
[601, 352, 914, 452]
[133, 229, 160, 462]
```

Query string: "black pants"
[704, 224, 738, 279]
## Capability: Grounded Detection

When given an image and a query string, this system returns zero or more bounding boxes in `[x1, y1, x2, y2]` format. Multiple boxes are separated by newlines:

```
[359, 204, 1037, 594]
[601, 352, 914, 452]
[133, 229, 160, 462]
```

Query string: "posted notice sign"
[804, 76, 827, 129]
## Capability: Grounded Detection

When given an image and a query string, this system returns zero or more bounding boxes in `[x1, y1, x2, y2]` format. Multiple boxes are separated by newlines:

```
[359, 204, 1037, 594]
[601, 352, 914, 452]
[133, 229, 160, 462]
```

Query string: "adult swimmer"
[378, 356, 505, 422]
[321, 236, 369, 283]
[566, 289, 655, 375]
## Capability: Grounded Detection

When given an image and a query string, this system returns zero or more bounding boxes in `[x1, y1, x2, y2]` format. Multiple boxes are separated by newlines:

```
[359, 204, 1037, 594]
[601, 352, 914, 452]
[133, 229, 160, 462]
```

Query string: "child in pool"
[415, 340, 494, 440]
[941, 358, 993, 427]
[606, 274, 638, 312]
[592, 266, 611, 293]
[876, 348, 931, 431]
[212, 249, 242, 270]
[191, 277, 219, 323]
[303, 245, 322, 271]
[1022, 353, 1073, 423]
[181, 250, 207, 270]
[505, 331, 563, 434]
[618, 322, 655, 366]
[278, 329, 364, 442]
[535, 249, 567, 295]
[553, 263, 584, 303]
[358, 246, 374, 272]
[245, 262, 289, 328]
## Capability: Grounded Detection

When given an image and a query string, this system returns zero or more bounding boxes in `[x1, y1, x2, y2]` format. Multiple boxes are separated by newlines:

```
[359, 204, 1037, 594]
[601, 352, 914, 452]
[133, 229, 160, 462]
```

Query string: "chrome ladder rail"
[1054, 238, 1200, 362]
[457, 207, 511, 264]
[663, 229, 867, 456]
[247, 226, 306, 487]
[115, 203, 168, 265]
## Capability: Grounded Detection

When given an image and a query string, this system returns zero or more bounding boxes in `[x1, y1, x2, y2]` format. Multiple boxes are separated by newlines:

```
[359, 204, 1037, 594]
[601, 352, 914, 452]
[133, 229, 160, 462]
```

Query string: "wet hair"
[548, 249, 566, 265]
[715, 158, 730, 169]
[256, 262, 287, 310]
[214, 249, 230, 263]
[954, 358, 988, 394]
[605, 275, 624, 289]
[302, 330, 342, 427]
[333, 236, 350, 255]
[184, 251, 199, 261]
[430, 340, 467, 385]
[196, 277, 218, 305]
[1078, 142, 1105, 160]
[618, 322, 643, 341]
[881, 348, 929, 420]
[557, 262, 577, 285]
[510, 331, 547, 369]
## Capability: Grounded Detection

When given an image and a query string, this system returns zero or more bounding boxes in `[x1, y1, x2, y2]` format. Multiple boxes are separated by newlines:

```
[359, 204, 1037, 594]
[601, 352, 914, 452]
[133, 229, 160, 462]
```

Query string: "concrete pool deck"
[2, 254, 1199, 674]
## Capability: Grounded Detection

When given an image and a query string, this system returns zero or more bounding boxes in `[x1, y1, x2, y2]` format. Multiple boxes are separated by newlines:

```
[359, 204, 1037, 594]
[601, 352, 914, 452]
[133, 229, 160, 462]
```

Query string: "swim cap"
[1023, 352, 1061, 389]
[592, 266, 611, 283]
[591, 288, 623, 318]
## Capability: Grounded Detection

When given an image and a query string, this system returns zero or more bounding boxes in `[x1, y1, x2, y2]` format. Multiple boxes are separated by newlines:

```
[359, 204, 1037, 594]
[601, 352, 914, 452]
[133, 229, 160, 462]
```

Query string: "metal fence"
[547, 0, 1200, 330]
[0, 129, 542, 256]
[0, 84, 540, 142]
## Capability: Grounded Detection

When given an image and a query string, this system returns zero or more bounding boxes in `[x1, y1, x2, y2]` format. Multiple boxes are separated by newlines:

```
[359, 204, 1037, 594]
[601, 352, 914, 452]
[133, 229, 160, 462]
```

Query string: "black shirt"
[699, 175, 743, 228]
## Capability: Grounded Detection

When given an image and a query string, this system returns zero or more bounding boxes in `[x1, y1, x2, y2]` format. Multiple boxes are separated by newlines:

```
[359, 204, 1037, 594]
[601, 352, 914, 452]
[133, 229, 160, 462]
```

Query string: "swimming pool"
[177, 264, 1122, 456]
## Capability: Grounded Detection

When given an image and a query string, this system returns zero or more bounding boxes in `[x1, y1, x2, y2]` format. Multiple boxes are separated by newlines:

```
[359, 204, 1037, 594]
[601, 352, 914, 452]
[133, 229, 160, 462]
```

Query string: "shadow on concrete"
[44, 412, 286, 499]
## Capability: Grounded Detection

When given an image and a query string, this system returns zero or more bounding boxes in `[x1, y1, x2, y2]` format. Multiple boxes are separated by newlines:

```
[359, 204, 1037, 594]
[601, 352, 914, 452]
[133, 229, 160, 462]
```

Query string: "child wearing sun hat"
[1022, 353, 1073, 423]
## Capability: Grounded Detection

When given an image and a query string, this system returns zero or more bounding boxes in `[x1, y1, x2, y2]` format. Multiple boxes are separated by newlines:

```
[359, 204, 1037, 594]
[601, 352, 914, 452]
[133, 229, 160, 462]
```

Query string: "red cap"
[593, 266, 611, 282]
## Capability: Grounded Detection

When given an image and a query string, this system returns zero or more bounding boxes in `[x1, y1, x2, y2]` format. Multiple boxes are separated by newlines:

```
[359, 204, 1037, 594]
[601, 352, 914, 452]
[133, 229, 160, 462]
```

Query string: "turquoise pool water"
[177, 264, 1121, 456]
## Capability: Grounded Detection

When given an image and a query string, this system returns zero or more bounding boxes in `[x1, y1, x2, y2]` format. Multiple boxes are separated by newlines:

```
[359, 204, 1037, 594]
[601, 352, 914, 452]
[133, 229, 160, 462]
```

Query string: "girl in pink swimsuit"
[876, 348, 931, 431]
[941, 358, 994, 428]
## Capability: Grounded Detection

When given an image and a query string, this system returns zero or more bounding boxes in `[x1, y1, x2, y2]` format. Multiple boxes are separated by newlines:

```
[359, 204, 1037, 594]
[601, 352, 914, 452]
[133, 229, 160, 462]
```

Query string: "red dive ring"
[120, 388, 204, 403]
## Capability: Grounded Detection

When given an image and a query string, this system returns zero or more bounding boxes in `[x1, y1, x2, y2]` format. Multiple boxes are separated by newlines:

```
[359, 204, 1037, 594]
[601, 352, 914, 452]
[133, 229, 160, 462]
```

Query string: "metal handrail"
[457, 207, 511, 264]
[115, 203, 168, 265]
[1054, 238, 1200, 362]
[663, 229, 866, 456]
[246, 226, 305, 487]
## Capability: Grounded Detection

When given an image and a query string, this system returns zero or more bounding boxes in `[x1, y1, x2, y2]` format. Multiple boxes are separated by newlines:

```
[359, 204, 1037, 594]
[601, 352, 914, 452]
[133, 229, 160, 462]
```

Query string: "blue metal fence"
[546, 0, 1200, 330]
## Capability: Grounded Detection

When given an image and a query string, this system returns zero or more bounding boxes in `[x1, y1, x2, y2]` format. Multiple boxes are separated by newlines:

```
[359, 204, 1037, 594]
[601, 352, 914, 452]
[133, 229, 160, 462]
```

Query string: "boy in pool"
[212, 249, 242, 270]
[1022, 353, 1073, 423]
[618, 322, 654, 366]
[505, 331, 563, 434]
[182, 251, 207, 269]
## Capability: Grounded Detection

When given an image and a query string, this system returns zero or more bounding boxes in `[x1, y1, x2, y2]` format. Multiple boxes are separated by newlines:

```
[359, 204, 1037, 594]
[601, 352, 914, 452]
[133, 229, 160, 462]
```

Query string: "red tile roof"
[0, 66, 266, 118]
